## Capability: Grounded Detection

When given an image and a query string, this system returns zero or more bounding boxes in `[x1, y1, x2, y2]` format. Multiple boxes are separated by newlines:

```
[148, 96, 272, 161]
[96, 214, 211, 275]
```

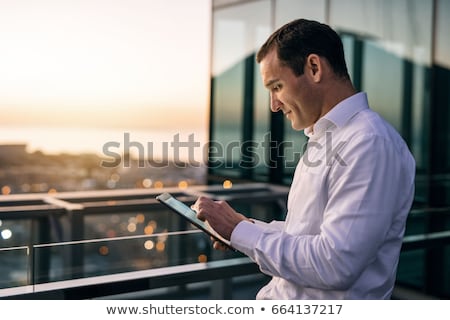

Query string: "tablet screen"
[156, 192, 232, 248]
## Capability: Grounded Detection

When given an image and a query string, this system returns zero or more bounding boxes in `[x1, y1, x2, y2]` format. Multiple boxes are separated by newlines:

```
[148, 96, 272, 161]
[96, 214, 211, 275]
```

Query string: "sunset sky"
[0, 0, 211, 132]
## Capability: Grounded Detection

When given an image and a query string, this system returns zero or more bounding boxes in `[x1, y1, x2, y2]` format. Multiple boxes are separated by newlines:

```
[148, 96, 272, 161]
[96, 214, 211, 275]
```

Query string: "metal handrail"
[0, 257, 258, 299]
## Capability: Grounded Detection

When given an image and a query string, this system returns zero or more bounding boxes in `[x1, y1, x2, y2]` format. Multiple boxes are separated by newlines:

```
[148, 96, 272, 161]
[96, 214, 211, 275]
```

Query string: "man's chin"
[290, 122, 304, 131]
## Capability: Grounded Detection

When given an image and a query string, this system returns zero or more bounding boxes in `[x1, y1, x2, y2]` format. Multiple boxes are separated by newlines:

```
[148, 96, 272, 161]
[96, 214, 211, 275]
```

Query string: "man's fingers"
[213, 240, 228, 251]
[192, 197, 218, 220]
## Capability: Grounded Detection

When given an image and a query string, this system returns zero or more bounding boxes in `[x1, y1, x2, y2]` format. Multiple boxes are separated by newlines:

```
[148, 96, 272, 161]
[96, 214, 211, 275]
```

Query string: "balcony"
[0, 182, 449, 299]
[0, 183, 289, 299]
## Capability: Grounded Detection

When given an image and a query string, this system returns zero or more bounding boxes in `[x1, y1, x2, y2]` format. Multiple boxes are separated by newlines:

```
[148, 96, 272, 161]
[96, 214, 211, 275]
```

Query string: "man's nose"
[270, 94, 282, 112]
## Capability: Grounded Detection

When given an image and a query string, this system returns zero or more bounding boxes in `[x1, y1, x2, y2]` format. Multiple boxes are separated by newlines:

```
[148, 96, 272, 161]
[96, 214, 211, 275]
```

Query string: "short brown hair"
[256, 19, 349, 78]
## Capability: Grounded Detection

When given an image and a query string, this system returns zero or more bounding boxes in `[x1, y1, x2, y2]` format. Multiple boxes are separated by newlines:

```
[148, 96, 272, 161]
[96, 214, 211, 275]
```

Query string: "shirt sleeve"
[231, 219, 284, 252]
[230, 133, 415, 290]
[253, 219, 285, 230]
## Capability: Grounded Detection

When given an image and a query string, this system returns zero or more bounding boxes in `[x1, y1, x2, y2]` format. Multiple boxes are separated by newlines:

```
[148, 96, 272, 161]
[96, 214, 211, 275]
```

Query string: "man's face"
[259, 49, 321, 131]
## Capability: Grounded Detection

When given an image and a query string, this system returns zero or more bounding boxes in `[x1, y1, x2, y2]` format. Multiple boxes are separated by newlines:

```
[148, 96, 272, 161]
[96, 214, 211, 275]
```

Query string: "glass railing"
[0, 183, 288, 299]
[395, 207, 450, 298]
[32, 230, 242, 284]
[1, 183, 449, 299]
[0, 246, 33, 296]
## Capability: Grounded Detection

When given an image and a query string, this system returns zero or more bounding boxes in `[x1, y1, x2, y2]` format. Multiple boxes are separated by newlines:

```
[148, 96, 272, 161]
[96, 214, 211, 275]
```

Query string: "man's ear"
[305, 54, 322, 83]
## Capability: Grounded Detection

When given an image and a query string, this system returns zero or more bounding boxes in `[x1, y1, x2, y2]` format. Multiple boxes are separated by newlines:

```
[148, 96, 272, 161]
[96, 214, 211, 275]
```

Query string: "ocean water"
[0, 125, 208, 162]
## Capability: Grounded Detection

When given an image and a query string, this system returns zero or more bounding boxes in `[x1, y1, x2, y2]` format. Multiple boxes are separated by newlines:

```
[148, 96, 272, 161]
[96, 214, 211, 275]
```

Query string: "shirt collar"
[305, 92, 369, 139]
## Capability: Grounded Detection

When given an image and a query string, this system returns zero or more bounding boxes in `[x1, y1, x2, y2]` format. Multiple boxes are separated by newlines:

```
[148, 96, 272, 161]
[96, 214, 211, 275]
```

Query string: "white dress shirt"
[230, 92, 416, 299]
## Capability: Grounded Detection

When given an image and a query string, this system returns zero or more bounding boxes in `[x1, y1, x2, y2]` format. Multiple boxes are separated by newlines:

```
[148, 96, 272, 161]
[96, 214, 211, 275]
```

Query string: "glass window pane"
[275, 0, 327, 27]
[211, 1, 271, 178]
[0, 247, 30, 290]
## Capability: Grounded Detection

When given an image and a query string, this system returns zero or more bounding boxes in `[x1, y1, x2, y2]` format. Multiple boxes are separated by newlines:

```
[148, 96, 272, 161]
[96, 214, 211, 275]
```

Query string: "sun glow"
[0, 0, 211, 132]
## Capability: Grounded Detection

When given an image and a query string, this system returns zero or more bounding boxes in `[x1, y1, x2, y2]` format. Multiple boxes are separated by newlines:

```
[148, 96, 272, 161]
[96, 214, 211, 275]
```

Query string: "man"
[193, 19, 415, 299]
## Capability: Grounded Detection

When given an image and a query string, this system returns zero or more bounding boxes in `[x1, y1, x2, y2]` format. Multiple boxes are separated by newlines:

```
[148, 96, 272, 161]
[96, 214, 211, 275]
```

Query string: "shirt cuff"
[230, 220, 265, 256]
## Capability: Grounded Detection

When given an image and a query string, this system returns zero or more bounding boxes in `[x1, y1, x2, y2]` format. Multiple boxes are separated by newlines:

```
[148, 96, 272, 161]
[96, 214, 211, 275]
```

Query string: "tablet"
[156, 192, 232, 249]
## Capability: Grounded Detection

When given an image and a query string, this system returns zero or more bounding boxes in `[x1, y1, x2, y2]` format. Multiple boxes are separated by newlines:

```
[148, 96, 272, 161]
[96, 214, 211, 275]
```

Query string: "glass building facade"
[210, 0, 450, 297]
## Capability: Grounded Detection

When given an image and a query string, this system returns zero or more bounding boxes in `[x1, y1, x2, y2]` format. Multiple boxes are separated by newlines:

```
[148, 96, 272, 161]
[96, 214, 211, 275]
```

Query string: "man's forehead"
[260, 50, 283, 80]
[260, 48, 279, 65]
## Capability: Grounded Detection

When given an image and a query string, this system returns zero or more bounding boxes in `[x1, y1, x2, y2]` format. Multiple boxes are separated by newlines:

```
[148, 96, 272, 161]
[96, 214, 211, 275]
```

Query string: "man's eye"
[273, 84, 281, 91]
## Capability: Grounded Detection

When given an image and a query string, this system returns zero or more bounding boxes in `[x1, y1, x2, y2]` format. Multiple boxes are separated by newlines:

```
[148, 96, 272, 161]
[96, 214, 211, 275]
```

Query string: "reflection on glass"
[275, 0, 326, 27]
[362, 40, 403, 132]
[0, 246, 29, 289]
[33, 230, 241, 284]
[210, 1, 271, 178]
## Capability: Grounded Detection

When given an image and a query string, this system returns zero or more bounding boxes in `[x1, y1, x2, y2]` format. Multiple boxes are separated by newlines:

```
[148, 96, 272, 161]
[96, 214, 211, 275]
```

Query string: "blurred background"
[0, 0, 210, 193]
[0, 0, 449, 299]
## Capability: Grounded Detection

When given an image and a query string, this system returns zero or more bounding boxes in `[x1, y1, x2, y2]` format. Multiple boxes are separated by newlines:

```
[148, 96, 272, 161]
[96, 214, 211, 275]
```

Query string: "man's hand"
[191, 196, 249, 242]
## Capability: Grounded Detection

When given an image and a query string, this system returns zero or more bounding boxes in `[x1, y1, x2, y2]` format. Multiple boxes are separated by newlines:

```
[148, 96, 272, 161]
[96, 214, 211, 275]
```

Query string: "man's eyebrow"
[264, 79, 279, 88]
